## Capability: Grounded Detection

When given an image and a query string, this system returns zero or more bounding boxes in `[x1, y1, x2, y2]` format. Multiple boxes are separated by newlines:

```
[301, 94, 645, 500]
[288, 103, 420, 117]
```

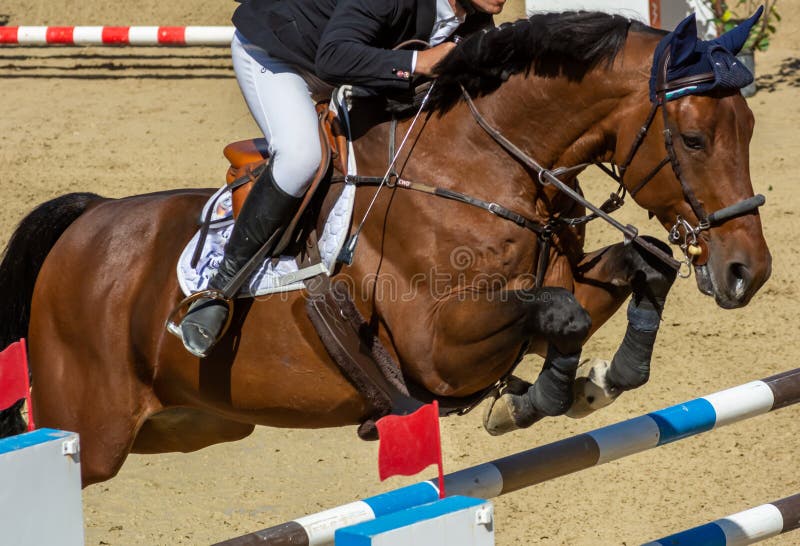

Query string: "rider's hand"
[414, 42, 457, 77]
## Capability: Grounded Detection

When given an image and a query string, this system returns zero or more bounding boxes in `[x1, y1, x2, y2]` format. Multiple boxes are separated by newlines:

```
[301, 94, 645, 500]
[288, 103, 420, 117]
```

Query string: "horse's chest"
[542, 254, 576, 292]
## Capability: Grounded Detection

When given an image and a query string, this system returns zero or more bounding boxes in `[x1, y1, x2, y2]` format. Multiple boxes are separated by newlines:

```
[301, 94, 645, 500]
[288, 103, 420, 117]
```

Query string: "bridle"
[596, 45, 765, 272]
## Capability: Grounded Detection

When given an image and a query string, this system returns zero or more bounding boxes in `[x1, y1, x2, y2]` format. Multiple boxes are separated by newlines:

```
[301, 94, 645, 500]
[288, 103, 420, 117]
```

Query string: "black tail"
[0, 192, 102, 437]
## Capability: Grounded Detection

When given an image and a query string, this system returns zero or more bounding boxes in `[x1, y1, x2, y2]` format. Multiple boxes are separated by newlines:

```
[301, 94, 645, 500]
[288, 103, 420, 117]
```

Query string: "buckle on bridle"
[599, 192, 625, 214]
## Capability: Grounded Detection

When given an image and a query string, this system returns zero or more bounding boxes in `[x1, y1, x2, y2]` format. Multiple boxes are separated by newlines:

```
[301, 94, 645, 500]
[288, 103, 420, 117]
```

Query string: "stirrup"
[165, 289, 235, 344]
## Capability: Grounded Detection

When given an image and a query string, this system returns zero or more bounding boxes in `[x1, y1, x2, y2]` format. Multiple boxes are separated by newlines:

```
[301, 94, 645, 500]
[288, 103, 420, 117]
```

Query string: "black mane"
[426, 11, 656, 113]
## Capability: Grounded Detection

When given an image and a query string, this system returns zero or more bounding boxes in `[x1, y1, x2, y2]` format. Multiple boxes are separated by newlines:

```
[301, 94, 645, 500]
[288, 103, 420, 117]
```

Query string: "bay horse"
[0, 12, 770, 486]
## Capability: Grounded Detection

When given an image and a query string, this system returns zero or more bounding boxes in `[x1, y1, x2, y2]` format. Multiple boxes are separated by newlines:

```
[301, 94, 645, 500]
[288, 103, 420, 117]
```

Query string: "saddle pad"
[177, 181, 356, 297]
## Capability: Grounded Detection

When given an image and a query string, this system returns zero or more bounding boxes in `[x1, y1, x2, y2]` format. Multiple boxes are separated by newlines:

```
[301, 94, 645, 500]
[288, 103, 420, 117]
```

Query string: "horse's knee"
[534, 288, 591, 353]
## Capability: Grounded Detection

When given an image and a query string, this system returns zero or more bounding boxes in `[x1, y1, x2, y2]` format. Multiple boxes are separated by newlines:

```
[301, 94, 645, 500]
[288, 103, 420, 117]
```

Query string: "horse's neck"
[348, 33, 657, 233]
[476, 39, 656, 171]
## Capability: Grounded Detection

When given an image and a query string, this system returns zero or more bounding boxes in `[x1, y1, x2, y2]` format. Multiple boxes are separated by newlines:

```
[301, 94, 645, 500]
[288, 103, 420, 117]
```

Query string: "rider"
[179, 0, 507, 357]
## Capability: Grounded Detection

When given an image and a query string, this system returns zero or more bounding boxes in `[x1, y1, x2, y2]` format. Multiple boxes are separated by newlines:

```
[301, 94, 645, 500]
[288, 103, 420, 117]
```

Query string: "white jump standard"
[0, 428, 84, 546]
[215, 368, 800, 546]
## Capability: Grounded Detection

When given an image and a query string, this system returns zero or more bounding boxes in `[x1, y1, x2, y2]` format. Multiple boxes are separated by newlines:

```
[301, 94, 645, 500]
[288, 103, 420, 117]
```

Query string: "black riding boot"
[180, 166, 302, 357]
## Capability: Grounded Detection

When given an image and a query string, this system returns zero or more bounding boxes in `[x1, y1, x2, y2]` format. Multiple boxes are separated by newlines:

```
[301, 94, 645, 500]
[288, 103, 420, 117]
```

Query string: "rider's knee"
[271, 141, 323, 196]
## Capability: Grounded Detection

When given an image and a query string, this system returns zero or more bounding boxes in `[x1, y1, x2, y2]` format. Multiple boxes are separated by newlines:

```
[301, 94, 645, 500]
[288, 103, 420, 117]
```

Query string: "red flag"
[376, 401, 445, 498]
[0, 339, 35, 431]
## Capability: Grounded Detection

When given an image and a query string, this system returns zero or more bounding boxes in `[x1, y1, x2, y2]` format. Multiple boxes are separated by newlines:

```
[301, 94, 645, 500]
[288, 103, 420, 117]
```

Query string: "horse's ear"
[710, 6, 764, 55]
[670, 13, 699, 66]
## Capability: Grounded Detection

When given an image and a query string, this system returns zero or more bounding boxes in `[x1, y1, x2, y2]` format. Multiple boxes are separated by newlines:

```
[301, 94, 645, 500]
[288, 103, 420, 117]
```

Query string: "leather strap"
[460, 86, 682, 271]
[659, 71, 716, 92]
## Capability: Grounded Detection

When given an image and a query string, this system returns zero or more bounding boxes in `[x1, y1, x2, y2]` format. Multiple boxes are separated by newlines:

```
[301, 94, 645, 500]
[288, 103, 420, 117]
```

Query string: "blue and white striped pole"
[643, 493, 800, 545]
[216, 369, 800, 546]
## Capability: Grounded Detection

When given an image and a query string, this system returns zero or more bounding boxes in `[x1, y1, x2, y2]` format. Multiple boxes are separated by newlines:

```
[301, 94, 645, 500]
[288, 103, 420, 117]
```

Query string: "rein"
[446, 44, 766, 274]
[341, 43, 766, 279]
[458, 86, 682, 272]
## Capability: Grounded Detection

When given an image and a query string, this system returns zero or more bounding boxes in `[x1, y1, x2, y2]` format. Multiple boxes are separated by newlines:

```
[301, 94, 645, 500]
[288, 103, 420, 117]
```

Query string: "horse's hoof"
[483, 393, 520, 436]
[357, 420, 379, 441]
[566, 358, 620, 419]
[482, 392, 540, 436]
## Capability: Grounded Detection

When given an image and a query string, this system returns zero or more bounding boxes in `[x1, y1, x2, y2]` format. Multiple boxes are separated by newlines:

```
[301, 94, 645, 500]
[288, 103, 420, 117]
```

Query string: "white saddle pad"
[177, 181, 355, 298]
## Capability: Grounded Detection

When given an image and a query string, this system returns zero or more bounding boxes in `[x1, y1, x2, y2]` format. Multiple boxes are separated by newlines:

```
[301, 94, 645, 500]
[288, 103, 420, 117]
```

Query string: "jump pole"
[215, 369, 800, 546]
[0, 26, 234, 46]
[643, 493, 800, 545]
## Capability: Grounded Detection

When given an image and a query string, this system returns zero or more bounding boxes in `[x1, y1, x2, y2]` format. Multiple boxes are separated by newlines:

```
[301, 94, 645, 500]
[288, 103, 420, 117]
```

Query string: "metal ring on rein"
[538, 169, 552, 186]
[677, 259, 693, 279]
[669, 215, 702, 278]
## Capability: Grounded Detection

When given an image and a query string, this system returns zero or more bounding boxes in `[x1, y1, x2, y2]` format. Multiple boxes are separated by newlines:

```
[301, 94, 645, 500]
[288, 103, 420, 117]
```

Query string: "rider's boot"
[179, 165, 301, 357]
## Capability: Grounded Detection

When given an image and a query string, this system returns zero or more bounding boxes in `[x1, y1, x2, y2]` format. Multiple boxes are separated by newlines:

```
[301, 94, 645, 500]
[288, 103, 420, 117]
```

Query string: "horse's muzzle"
[697, 249, 772, 309]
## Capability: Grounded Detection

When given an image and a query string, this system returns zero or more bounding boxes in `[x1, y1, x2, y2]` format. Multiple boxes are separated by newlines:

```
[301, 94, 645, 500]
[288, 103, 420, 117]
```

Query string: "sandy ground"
[1, 1, 799, 545]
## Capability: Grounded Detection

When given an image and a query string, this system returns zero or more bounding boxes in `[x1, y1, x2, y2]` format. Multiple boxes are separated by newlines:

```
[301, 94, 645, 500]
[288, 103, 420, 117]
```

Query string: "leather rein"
[342, 44, 765, 278]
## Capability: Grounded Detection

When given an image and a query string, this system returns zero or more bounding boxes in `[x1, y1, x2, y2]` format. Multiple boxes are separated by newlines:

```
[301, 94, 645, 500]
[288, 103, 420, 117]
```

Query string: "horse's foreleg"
[469, 287, 591, 435]
[567, 236, 677, 417]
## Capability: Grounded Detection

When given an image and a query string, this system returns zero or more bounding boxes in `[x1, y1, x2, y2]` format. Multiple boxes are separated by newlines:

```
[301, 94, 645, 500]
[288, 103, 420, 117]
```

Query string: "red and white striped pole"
[0, 26, 234, 46]
[648, 0, 662, 28]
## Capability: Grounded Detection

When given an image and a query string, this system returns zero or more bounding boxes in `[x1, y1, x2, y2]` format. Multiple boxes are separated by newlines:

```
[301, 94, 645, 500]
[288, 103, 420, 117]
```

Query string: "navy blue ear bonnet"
[649, 6, 763, 102]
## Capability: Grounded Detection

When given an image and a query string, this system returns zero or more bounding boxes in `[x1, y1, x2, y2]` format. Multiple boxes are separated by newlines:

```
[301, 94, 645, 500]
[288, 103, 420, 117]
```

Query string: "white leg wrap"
[566, 358, 620, 418]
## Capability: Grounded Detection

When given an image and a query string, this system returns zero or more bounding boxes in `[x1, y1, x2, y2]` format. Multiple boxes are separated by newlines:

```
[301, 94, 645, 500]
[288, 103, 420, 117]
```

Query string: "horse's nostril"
[727, 262, 751, 298]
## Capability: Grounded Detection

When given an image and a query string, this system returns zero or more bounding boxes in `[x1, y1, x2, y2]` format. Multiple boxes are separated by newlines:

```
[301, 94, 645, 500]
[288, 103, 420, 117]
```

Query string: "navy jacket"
[232, 0, 491, 91]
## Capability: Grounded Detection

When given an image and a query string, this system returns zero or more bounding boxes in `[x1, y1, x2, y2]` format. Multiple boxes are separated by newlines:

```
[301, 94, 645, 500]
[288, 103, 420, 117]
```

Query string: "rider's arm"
[315, 0, 433, 90]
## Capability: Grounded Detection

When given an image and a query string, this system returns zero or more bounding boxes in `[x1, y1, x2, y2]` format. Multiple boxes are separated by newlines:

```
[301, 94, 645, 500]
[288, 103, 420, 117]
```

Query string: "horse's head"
[620, 10, 771, 308]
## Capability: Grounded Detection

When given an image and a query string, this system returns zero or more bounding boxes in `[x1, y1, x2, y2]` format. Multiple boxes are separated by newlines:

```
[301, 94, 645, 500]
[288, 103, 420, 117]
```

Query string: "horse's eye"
[681, 133, 706, 151]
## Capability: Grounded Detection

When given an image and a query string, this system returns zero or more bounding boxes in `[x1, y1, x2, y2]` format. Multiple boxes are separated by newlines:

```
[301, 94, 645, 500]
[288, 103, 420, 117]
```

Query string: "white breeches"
[230, 31, 323, 197]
